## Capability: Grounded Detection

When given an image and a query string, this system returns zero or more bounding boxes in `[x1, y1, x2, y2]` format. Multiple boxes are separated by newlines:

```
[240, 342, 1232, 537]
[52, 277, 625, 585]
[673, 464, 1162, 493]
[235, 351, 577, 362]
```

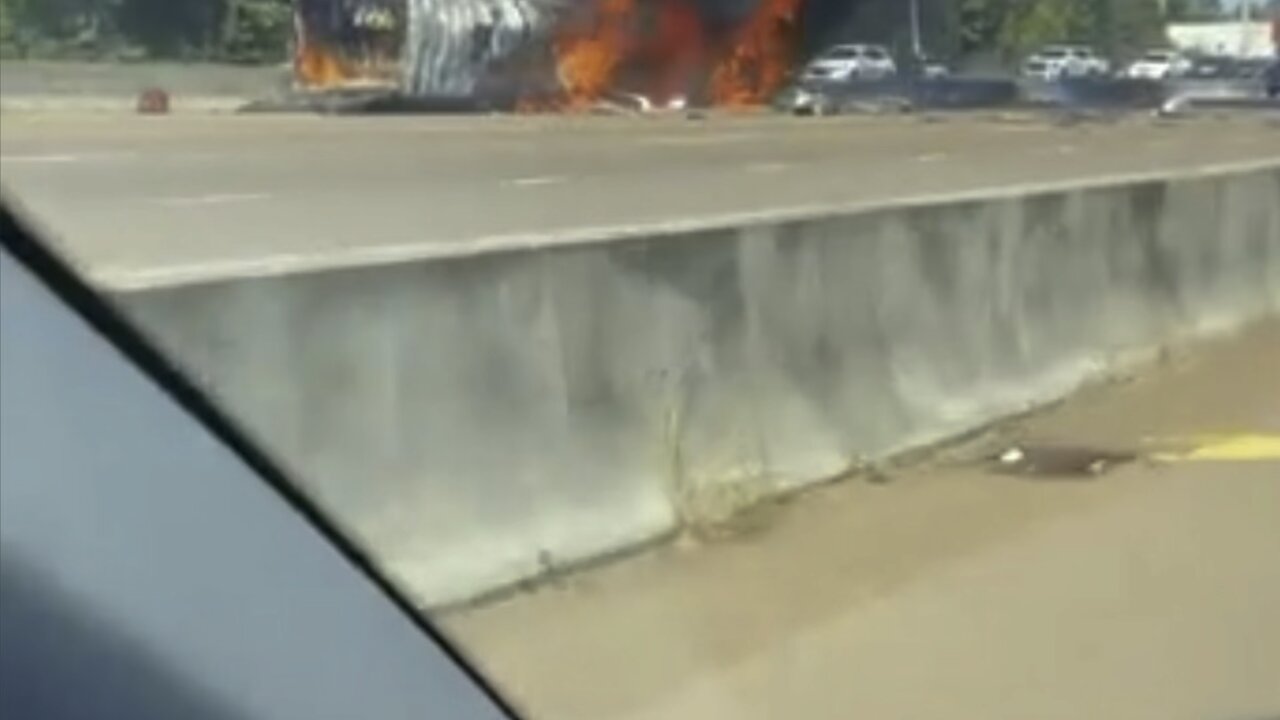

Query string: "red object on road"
[137, 88, 170, 115]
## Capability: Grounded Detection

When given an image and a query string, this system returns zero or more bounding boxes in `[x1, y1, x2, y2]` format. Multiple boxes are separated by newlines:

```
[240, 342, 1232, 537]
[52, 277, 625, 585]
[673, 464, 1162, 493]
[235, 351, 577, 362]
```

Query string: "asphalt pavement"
[447, 321, 1280, 720]
[1, 112, 1277, 285]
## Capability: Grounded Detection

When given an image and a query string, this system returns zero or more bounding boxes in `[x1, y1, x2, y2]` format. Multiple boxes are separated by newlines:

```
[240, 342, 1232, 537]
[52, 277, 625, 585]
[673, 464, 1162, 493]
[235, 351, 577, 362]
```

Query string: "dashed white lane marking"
[96, 157, 1280, 291]
[503, 175, 568, 187]
[639, 132, 759, 147]
[746, 161, 788, 173]
[994, 124, 1051, 133]
[150, 193, 272, 207]
[915, 153, 948, 163]
[1, 151, 222, 166]
[1, 154, 85, 165]
[0, 153, 113, 165]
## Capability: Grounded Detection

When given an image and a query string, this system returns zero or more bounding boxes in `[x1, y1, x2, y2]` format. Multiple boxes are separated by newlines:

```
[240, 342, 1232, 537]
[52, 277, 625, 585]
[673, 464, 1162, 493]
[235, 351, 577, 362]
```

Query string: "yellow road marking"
[1152, 434, 1280, 463]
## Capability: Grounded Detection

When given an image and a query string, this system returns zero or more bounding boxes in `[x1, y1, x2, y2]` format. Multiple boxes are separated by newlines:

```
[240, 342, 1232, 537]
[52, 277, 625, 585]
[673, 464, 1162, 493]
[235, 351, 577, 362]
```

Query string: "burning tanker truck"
[293, 0, 804, 110]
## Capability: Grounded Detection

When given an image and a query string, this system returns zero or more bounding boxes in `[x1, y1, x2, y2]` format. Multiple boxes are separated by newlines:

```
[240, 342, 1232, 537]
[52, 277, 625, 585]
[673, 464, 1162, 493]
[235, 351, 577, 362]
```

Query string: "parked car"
[1123, 49, 1192, 79]
[1022, 45, 1110, 80]
[915, 54, 952, 79]
[891, 53, 951, 79]
[1183, 55, 1241, 80]
[801, 44, 898, 83]
[1233, 56, 1280, 98]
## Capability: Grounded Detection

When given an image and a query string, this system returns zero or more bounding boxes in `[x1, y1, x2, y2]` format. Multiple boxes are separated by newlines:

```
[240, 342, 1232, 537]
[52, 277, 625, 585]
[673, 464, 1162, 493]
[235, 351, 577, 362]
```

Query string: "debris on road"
[136, 87, 170, 115]
[990, 444, 1139, 480]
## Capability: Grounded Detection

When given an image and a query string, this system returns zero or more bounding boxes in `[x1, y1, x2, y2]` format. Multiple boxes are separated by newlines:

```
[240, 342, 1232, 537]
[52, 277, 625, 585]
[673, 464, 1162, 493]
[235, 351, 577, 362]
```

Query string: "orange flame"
[710, 0, 802, 106]
[541, 0, 801, 110]
[295, 42, 362, 88]
[553, 0, 638, 107]
[293, 11, 400, 90]
[645, 0, 706, 104]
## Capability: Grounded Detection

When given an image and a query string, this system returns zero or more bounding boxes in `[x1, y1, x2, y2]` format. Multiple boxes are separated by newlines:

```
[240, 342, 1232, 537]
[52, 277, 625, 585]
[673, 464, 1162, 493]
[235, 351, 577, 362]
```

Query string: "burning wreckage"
[293, 0, 803, 111]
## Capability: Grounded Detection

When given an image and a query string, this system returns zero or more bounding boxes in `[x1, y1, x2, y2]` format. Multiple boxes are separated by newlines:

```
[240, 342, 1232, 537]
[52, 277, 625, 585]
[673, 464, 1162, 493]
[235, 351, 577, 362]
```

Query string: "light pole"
[1239, 0, 1250, 58]
[909, 0, 924, 60]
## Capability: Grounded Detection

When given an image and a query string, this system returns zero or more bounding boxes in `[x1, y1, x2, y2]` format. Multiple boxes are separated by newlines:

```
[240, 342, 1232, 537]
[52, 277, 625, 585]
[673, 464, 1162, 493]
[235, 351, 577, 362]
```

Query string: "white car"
[802, 44, 897, 83]
[1124, 49, 1191, 80]
[1022, 45, 1110, 80]
[918, 55, 951, 79]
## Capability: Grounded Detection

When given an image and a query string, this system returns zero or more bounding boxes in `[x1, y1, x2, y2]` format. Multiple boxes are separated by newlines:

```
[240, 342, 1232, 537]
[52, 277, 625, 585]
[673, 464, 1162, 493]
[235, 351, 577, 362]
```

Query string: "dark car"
[1184, 56, 1240, 80]
[1228, 56, 1280, 98]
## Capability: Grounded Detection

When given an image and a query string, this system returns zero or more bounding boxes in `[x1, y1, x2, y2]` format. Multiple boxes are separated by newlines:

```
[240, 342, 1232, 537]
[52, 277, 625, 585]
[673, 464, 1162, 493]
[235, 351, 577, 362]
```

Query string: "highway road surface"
[4, 110, 1277, 720]
[1, 112, 1277, 285]
[446, 322, 1280, 720]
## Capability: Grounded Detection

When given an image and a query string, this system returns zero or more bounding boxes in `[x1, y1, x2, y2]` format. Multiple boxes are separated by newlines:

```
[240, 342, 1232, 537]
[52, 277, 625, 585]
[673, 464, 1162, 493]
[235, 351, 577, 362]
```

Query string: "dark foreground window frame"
[0, 201, 524, 720]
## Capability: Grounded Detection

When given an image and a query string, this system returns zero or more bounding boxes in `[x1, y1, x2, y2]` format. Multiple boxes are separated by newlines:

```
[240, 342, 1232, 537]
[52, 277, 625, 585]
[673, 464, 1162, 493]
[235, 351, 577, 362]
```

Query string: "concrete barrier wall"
[116, 163, 1280, 608]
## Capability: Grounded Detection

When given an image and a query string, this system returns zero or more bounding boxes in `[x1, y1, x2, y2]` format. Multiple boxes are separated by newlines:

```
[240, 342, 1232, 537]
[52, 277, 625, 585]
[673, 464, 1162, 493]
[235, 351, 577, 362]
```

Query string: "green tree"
[996, 0, 1094, 58]
[1106, 0, 1168, 56]
[1178, 0, 1226, 18]
[0, 0, 14, 49]
[955, 0, 1170, 62]
[117, 0, 221, 58]
[30, 0, 122, 46]
[957, 0, 1009, 53]
[219, 0, 291, 63]
[0, 0, 291, 61]
[0, 0, 133, 57]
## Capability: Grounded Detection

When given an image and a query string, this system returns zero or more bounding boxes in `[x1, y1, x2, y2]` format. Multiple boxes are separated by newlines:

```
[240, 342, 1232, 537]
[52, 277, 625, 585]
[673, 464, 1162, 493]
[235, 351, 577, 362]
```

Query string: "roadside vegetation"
[0, 0, 292, 63]
[0, 0, 1272, 65]
[828, 0, 1274, 67]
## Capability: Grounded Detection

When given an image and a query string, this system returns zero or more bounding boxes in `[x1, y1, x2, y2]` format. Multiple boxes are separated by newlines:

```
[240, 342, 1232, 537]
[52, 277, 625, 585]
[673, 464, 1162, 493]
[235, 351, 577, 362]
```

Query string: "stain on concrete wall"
[120, 164, 1280, 607]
